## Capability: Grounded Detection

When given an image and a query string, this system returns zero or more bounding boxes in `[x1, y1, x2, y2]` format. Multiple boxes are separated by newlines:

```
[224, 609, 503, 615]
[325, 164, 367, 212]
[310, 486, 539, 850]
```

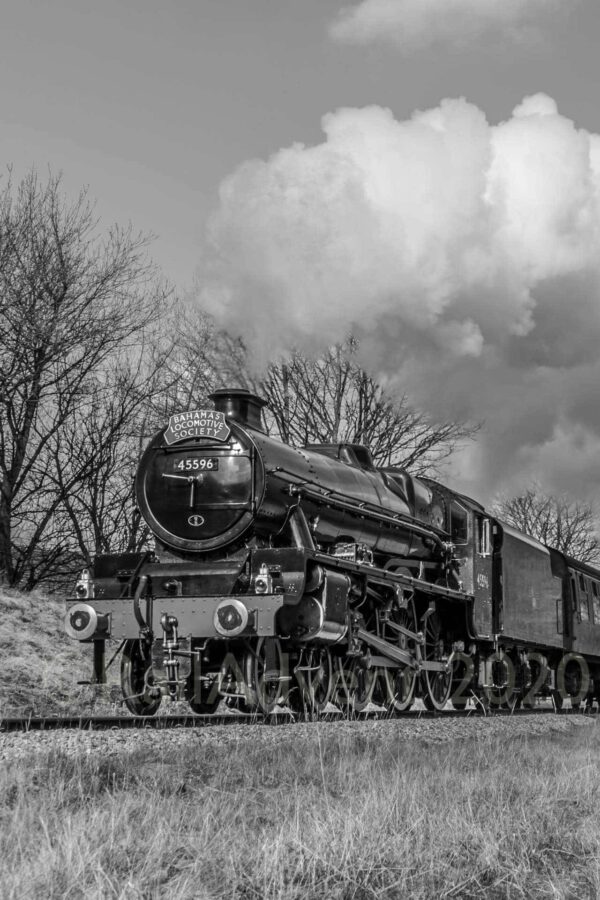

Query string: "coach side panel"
[495, 523, 564, 649]
[568, 564, 600, 659]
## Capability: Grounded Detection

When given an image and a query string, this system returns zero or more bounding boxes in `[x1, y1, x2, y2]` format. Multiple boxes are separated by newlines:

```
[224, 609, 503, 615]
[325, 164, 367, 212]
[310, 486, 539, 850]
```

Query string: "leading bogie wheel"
[121, 639, 162, 717]
[289, 647, 334, 716]
[242, 637, 283, 714]
[185, 656, 221, 715]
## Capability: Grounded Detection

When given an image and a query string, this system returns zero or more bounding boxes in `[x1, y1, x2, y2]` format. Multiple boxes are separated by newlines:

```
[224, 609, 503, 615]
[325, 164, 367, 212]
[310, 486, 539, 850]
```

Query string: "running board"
[311, 550, 473, 603]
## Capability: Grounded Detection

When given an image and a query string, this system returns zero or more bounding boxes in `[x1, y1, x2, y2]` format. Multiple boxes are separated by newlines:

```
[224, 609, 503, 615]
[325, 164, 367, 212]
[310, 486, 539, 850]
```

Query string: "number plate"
[174, 457, 219, 472]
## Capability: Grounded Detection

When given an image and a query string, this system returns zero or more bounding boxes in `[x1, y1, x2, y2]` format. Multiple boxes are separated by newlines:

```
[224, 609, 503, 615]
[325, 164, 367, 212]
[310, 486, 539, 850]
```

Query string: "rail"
[0, 706, 590, 732]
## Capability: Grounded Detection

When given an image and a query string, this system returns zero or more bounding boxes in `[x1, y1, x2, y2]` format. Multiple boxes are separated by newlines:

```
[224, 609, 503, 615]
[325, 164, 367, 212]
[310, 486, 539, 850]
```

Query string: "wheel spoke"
[243, 638, 283, 714]
[347, 659, 377, 712]
[421, 611, 451, 711]
[309, 648, 334, 712]
[333, 656, 376, 713]
[381, 601, 417, 713]
[290, 647, 335, 717]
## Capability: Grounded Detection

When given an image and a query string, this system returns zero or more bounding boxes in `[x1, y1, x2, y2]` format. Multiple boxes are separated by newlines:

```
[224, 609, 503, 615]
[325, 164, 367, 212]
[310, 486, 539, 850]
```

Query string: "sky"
[4, 0, 600, 505]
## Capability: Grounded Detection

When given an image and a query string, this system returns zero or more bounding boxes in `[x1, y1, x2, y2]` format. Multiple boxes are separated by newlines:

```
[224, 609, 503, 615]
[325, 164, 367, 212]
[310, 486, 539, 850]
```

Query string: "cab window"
[450, 501, 468, 544]
[476, 516, 491, 556]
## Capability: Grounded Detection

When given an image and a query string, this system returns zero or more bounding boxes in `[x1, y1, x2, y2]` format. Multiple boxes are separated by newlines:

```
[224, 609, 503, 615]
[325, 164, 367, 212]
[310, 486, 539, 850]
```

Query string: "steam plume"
[200, 95, 600, 503]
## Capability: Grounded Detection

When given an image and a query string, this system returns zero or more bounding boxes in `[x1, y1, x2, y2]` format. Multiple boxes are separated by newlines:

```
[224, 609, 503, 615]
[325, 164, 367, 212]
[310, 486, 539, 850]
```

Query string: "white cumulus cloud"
[329, 0, 565, 49]
[199, 94, 600, 504]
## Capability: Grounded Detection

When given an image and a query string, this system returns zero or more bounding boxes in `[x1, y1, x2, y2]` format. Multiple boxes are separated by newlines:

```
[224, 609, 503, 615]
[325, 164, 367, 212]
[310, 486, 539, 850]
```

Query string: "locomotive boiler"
[64, 388, 600, 715]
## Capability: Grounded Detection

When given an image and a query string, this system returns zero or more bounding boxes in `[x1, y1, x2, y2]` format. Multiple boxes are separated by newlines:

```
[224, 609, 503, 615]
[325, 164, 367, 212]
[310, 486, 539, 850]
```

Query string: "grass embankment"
[2, 723, 599, 899]
[0, 587, 119, 716]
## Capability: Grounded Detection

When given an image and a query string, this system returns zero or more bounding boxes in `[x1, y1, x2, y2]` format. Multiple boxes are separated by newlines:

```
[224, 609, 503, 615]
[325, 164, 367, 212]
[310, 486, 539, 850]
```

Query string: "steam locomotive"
[65, 388, 600, 715]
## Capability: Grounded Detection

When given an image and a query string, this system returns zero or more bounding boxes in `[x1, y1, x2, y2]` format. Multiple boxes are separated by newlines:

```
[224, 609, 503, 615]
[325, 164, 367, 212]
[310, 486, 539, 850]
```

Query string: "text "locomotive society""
[164, 410, 231, 445]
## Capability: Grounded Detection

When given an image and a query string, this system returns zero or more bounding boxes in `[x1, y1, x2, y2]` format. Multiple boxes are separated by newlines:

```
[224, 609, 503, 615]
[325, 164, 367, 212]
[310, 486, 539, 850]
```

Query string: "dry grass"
[0, 586, 121, 716]
[2, 586, 600, 897]
[1, 723, 600, 899]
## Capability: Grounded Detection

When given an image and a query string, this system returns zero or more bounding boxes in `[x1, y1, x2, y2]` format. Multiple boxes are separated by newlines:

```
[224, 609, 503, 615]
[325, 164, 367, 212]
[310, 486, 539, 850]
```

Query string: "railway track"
[0, 704, 592, 732]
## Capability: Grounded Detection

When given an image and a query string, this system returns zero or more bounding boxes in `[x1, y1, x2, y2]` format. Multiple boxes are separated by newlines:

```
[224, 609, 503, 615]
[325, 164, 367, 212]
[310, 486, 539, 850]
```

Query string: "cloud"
[199, 94, 600, 504]
[329, 0, 564, 50]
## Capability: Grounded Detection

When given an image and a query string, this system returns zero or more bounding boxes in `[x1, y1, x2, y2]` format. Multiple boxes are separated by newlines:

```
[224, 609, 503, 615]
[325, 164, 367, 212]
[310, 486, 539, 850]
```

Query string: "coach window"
[593, 581, 600, 625]
[579, 574, 590, 623]
[450, 501, 468, 544]
[571, 575, 578, 617]
[476, 516, 491, 556]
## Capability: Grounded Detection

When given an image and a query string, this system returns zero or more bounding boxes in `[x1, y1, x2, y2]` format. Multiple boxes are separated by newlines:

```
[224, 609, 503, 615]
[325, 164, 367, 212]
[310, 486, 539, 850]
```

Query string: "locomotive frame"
[65, 388, 600, 716]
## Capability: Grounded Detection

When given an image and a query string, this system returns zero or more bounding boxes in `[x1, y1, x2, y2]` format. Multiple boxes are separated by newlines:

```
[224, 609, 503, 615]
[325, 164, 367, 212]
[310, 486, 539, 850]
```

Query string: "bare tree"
[46, 360, 160, 567]
[494, 485, 600, 563]
[158, 323, 478, 476]
[147, 302, 255, 422]
[261, 340, 479, 474]
[0, 169, 170, 586]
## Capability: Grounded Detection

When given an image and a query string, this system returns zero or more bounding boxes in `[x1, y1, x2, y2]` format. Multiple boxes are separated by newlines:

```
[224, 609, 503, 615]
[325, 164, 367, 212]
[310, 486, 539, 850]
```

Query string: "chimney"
[209, 388, 267, 432]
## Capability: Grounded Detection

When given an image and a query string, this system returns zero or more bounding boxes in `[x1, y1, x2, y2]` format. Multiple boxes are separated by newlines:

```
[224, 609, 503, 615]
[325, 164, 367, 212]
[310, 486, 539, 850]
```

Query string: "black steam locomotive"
[65, 388, 600, 715]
